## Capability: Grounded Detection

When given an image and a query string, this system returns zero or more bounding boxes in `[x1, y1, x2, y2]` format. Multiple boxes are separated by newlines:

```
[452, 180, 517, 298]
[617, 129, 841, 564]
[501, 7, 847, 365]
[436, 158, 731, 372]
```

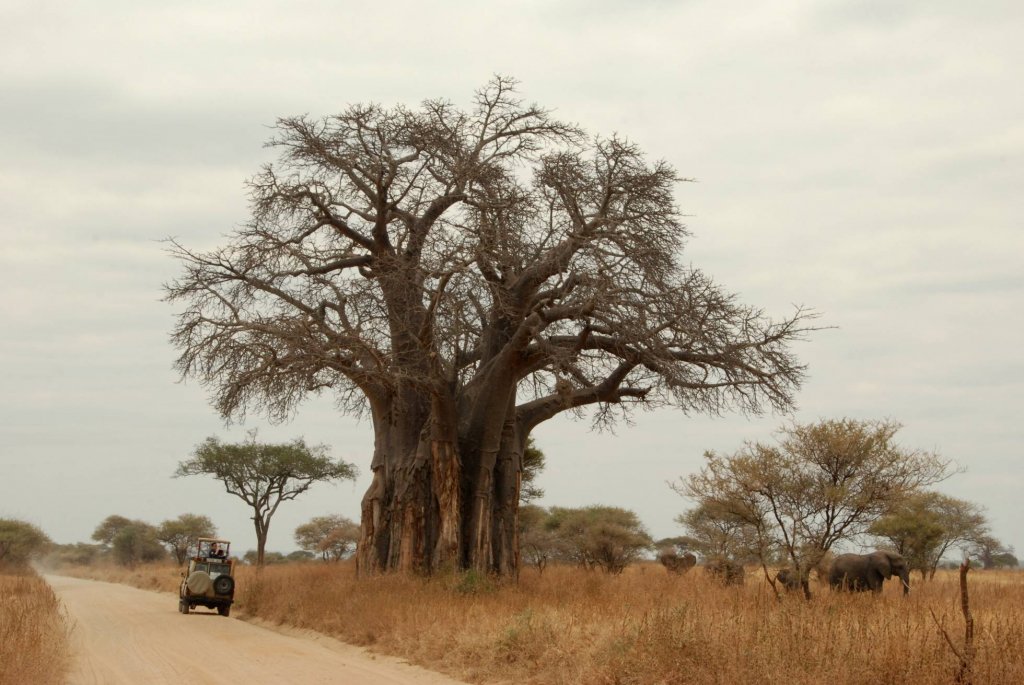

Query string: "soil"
[46, 575, 469, 685]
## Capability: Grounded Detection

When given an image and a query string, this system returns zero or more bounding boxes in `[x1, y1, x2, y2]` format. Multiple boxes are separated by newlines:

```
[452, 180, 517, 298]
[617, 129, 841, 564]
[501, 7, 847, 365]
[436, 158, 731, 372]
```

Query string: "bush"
[0, 519, 51, 569]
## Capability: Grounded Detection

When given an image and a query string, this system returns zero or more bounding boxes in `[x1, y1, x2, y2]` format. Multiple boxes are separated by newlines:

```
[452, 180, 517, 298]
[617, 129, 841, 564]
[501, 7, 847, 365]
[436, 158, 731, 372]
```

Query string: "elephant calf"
[828, 551, 910, 595]
[775, 568, 806, 592]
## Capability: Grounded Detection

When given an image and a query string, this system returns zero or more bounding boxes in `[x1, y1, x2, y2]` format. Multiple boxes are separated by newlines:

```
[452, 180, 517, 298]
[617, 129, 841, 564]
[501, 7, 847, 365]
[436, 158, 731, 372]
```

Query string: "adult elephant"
[658, 550, 697, 575]
[705, 557, 745, 586]
[829, 551, 910, 595]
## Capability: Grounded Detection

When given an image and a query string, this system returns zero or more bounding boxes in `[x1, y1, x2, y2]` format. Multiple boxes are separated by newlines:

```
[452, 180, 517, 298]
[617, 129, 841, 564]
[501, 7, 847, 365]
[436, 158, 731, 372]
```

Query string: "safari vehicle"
[179, 537, 235, 616]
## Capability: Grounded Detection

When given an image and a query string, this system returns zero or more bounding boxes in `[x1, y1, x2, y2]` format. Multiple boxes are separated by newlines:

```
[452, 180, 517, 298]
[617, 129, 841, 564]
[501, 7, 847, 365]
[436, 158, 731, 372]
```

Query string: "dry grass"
[0, 569, 71, 685]
[57, 560, 183, 593]
[54, 561, 1024, 684]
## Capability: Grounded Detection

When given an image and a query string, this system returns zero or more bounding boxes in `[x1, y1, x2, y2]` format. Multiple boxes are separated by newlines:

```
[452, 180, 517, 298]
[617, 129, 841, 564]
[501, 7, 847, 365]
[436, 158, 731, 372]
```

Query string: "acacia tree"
[166, 77, 815, 576]
[91, 515, 166, 567]
[91, 515, 134, 546]
[967, 534, 1017, 569]
[518, 505, 561, 574]
[677, 419, 950, 597]
[111, 523, 166, 568]
[547, 505, 653, 574]
[158, 514, 218, 565]
[176, 435, 357, 565]
[294, 514, 361, 561]
[869, 492, 988, 580]
[676, 501, 768, 563]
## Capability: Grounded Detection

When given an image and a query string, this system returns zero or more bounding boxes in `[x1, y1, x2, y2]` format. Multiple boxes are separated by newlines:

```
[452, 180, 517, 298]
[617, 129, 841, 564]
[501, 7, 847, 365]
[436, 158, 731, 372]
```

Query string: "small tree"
[45, 543, 103, 567]
[968, 534, 1016, 569]
[176, 434, 358, 565]
[157, 514, 218, 565]
[294, 515, 360, 561]
[92, 514, 165, 567]
[869, 492, 988, 580]
[677, 418, 951, 597]
[676, 502, 768, 563]
[91, 515, 134, 546]
[654, 536, 701, 556]
[0, 519, 51, 569]
[518, 505, 563, 574]
[990, 550, 1018, 568]
[548, 505, 652, 574]
[244, 550, 286, 565]
[111, 523, 166, 568]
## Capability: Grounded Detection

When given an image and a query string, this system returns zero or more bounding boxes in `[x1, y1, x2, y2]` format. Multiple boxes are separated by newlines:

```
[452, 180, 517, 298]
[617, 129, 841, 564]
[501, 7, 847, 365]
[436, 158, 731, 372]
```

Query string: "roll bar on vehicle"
[194, 537, 232, 560]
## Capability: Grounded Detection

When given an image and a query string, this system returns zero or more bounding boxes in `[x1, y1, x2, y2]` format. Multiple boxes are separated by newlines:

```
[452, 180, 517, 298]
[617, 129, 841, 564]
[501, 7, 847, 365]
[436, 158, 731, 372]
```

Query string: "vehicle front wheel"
[179, 600, 189, 614]
[217, 605, 231, 617]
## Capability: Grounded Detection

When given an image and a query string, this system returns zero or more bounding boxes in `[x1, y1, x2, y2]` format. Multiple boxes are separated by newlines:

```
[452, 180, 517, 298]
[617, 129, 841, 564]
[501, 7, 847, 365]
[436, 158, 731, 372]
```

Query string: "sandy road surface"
[47, 575, 469, 685]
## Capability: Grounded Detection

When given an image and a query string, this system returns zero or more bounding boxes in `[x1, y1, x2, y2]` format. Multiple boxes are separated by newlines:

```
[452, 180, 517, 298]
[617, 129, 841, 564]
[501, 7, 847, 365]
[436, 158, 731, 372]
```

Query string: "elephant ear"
[874, 553, 894, 579]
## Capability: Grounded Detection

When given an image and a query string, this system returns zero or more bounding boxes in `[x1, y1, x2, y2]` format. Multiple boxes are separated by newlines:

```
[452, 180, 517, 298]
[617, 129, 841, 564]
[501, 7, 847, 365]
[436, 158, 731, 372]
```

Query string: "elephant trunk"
[900, 569, 911, 595]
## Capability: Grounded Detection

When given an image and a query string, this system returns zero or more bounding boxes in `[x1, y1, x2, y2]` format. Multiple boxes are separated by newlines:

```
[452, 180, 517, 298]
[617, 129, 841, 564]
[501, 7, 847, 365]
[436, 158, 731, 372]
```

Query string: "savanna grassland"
[0, 570, 70, 685]
[54, 560, 1024, 685]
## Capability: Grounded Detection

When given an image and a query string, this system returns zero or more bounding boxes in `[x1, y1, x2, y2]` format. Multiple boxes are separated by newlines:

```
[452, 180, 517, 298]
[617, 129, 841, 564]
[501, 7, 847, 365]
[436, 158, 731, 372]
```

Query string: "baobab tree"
[166, 77, 816, 576]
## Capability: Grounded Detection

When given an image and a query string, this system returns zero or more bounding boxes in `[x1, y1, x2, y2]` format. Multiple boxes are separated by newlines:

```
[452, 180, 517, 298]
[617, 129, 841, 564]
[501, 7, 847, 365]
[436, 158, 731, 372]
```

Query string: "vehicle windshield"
[193, 562, 232, 579]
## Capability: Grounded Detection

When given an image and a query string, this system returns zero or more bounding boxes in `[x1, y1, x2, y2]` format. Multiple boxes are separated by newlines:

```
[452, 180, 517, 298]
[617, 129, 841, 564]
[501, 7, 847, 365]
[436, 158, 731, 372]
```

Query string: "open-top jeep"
[179, 537, 235, 616]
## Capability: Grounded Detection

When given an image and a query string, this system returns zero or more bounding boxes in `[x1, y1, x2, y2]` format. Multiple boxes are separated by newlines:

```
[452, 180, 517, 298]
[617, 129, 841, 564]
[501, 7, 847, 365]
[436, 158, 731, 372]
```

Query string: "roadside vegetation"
[0, 571, 71, 685]
[52, 558, 1023, 685]
[0, 519, 70, 685]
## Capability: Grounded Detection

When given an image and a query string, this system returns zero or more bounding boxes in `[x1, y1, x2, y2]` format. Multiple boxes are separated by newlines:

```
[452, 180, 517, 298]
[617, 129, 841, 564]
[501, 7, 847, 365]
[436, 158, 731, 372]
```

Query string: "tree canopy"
[546, 505, 653, 574]
[294, 514, 361, 561]
[868, 491, 989, 579]
[517, 504, 562, 573]
[675, 501, 764, 563]
[90, 514, 166, 567]
[111, 522, 166, 567]
[0, 519, 51, 568]
[967, 533, 1017, 569]
[166, 77, 816, 575]
[176, 434, 357, 565]
[91, 515, 134, 546]
[157, 514, 218, 565]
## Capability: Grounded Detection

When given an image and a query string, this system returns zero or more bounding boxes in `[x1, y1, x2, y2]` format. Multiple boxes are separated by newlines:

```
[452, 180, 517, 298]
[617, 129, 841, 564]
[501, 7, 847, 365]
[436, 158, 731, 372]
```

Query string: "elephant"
[828, 551, 910, 595]
[658, 550, 697, 575]
[775, 568, 805, 591]
[705, 557, 745, 586]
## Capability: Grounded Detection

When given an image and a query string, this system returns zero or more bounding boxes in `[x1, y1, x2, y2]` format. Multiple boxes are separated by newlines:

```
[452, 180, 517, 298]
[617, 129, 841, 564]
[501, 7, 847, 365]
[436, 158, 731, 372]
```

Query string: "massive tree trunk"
[355, 392, 524, 576]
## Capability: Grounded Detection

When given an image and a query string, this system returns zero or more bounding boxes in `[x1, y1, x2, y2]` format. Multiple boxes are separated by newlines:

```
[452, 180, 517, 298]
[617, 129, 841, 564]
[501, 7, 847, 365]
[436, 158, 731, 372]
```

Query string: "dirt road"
[47, 575, 469, 685]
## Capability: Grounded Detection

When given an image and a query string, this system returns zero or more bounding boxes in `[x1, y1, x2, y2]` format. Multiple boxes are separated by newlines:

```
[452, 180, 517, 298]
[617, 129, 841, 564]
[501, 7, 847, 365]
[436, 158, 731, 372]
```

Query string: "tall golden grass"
[0, 570, 70, 685]
[55, 561, 1024, 684]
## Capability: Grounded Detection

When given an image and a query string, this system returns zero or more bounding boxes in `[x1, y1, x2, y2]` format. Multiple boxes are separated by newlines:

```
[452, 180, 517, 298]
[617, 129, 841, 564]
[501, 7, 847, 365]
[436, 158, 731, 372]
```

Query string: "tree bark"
[355, 394, 524, 576]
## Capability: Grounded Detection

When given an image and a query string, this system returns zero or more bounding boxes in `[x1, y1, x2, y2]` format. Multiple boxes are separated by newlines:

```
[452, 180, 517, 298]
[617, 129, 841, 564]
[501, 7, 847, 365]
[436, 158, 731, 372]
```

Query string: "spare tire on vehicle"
[186, 571, 213, 596]
[213, 575, 234, 596]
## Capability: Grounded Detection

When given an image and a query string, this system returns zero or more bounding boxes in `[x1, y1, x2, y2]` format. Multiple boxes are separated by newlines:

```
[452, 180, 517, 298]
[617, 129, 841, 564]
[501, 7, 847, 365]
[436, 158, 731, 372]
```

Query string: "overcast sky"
[2, 0, 1021, 560]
